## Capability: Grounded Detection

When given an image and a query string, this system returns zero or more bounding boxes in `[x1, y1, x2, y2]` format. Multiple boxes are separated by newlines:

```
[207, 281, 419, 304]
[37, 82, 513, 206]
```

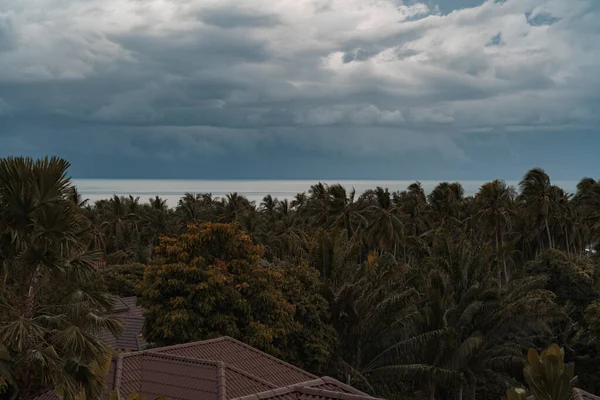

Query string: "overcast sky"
[0, 0, 598, 180]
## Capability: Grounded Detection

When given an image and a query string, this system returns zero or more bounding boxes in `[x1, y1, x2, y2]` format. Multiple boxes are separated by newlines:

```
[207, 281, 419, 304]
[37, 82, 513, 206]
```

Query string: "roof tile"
[154, 337, 317, 388]
[99, 297, 146, 351]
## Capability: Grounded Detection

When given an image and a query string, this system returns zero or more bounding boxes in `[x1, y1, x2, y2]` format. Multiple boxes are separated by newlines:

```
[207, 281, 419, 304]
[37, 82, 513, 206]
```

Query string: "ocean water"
[72, 179, 580, 208]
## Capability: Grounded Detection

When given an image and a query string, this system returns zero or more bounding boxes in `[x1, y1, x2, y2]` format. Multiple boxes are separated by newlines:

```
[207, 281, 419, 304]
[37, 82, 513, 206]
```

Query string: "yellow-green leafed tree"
[140, 223, 336, 361]
[507, 344, 576, 400]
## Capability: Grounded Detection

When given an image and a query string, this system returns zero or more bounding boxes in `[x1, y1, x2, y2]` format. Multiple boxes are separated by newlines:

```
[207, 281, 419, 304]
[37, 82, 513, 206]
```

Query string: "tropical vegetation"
[1, 157, 600, 400]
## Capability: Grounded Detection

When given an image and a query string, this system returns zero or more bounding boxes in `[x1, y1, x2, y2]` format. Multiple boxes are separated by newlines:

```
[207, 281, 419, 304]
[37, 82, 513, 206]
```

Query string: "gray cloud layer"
[0, 0, 598, 179]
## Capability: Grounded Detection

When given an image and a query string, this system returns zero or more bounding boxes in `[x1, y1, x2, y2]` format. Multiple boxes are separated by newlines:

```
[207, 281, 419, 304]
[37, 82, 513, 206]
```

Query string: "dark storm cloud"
[198, 7, 282, 28]
[0, 0, 599, 179]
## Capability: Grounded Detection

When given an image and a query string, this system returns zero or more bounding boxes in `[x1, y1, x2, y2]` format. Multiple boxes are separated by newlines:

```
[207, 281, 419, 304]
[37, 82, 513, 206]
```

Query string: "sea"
[72, 180, 580, 208]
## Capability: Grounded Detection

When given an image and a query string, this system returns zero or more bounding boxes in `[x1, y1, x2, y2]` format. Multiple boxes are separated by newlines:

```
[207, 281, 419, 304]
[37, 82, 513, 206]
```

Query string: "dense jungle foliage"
[1, 156, 600, 400]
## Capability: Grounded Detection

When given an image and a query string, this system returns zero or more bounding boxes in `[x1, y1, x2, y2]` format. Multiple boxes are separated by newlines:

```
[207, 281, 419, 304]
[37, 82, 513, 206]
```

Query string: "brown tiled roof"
[30, 390, 59, 400]
[33, 336, 380, 400]
[574, 389, 600, 400]
[99, 316, 146, 350]
[116, 297, 144, 318]
[99, 338, 374, 400]
[153, 336, 318, 388]
[99, 297, 146, 351]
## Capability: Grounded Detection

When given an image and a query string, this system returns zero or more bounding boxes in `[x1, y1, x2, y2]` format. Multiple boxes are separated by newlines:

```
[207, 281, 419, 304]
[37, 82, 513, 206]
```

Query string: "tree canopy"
[138, 222, 335, 362]
[3, 159, 600, 400]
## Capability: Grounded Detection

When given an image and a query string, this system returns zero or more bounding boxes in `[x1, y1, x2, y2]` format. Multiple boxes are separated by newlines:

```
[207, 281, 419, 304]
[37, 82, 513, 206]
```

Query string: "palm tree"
[331, 254, 420, 394]
[100, 195, 133, 252]
[220, 192, 254, 223]
[551, 186, 575, 258]
[82, 206, 108, 253]
[395, 182, 430, 237]
[260, 194, 279, 216]
[0, 156, 122, 399]
[68, 186, 89, 208]
[573, 178, 600, 252]
[148, 195, 167, 211]
[362, 187, 404, 255]
[276, 199, 291, 217]
[474, 180, 516, 282]
[125, 195, 141, 217]
[309, 228, 361, 292]
[237, 207, 265, 246]
[177, 193, 203, 225]
[365, 231, 556, 400]
[141, 196, 171, 247]
[394, 182, 431, 264]
[519, 168, 557, 253]
[327, 184, 367, 237]
[428, 182, 465, 229]
[291, 192, 307, 211]
[306, 183, 330, 227]
[270, 217, 308, 262]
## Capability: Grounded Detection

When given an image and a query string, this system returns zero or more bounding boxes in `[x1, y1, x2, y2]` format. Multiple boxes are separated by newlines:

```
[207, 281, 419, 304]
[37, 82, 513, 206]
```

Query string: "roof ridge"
[113, 297, 130, 312]
[320, 376, 372, 396]
[217, 361, 226, 400]
[284, 377, 326, 389]
[152, 336, 230, 353]
[114, 346, 225, 365]
[225, 364, 279, 389]
[113, 354, 124, 392]
[144, 350, 225, 367]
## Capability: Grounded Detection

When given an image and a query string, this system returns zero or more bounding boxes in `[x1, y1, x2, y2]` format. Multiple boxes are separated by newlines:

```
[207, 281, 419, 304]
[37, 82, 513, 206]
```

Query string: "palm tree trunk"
[20, 365, 34, 400]
[495, 232, 502, 285]
[545, 218, 553, 249]
[501, 235, 509, 283]
[21, 281, 35, 319]
[565, 225, 571, 259]
[2, 261, 8, 292]
[429, 384, 436, 400]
